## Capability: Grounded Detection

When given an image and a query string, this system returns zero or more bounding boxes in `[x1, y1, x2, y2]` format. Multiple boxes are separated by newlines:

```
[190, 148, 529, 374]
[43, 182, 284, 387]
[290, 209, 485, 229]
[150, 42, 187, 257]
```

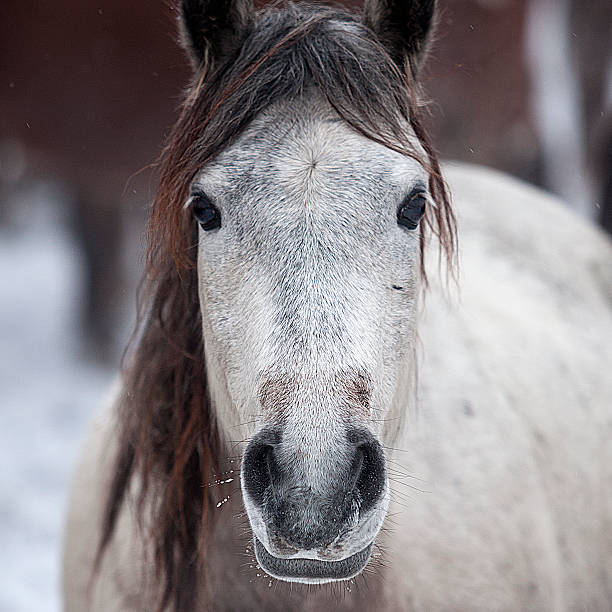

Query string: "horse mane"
[95, 3, 457, 611]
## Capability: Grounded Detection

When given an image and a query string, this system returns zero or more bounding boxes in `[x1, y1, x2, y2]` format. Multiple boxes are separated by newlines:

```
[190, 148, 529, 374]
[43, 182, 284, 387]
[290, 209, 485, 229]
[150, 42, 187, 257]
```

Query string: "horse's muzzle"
[241, 427, 388, 583]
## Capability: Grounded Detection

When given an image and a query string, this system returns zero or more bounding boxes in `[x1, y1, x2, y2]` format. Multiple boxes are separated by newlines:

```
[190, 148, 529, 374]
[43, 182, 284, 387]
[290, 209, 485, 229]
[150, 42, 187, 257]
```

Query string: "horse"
[62, 1, 612, 610]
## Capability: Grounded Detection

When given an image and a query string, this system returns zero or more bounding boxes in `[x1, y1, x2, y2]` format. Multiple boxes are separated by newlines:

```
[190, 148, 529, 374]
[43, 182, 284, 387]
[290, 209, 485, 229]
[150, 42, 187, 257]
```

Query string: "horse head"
[175, 0, 446, 583]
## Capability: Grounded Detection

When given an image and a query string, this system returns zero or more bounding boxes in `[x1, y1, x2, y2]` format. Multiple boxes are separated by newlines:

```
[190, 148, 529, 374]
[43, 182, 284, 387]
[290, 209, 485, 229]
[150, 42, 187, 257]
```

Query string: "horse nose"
[241, 428, 386, 551]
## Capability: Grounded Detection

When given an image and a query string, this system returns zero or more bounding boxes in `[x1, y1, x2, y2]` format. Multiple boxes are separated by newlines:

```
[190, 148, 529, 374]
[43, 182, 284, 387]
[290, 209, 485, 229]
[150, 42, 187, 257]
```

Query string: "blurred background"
[1, 0, 610, 610]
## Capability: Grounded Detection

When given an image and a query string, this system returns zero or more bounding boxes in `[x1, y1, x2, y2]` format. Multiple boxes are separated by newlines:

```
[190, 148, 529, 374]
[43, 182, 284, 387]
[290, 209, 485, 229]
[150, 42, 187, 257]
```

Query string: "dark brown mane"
[96, 3, 456, 611]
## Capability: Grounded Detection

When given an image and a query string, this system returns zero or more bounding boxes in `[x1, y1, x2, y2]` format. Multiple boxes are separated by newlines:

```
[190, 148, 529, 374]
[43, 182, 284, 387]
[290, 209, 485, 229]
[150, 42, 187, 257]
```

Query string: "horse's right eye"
[188, 193, 221, 231]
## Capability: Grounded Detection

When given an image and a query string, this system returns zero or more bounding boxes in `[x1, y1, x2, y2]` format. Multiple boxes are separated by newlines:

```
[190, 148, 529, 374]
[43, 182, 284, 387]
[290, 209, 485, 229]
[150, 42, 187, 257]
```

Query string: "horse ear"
[363, 0, 436, 76]
[179, 0, 254, 70]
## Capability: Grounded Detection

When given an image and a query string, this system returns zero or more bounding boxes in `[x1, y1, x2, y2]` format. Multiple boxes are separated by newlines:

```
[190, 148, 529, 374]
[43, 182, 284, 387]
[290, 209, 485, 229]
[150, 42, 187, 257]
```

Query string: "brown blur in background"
[0, 2, 610, 609]
[1, 0, 611, 362]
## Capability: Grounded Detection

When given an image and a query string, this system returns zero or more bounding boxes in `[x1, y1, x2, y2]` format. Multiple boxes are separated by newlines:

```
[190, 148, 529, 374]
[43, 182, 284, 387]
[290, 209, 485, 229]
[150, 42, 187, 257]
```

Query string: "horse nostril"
[242, 429, 281, 508]
[348, 430, 386, 514]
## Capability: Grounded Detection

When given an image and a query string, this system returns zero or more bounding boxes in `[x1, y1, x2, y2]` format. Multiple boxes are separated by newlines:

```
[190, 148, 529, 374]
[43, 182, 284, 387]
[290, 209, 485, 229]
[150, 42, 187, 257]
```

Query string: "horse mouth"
[254, 537, 373, 584]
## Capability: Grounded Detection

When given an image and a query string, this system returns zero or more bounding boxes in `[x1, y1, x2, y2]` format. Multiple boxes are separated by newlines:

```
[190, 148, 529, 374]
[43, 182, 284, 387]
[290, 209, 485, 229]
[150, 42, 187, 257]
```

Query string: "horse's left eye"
[397, 191, 428, 230]
[189, 193, 221, 231]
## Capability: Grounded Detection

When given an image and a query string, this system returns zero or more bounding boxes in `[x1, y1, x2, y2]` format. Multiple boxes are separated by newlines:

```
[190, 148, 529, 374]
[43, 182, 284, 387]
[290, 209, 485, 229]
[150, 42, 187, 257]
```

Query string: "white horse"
[63, 1, 612, 610]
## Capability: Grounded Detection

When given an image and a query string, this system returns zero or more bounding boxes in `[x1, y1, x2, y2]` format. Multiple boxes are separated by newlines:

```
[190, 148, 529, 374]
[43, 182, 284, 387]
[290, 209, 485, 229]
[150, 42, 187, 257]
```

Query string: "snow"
[0, 186, 115, 612]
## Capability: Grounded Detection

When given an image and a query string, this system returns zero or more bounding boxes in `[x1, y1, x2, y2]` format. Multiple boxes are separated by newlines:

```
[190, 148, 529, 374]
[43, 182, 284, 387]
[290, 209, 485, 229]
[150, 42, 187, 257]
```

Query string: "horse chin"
[253, 537, 373, 584]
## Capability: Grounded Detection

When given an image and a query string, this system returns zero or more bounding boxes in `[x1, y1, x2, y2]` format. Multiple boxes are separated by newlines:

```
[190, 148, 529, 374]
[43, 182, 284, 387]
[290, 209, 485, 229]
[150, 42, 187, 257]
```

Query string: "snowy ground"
[0, 186, 116, 612]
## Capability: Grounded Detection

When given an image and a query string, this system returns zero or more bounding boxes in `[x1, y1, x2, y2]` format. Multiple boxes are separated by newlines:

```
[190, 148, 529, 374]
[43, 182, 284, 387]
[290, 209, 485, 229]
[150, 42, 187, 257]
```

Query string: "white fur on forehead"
[194, 94, 426, 197]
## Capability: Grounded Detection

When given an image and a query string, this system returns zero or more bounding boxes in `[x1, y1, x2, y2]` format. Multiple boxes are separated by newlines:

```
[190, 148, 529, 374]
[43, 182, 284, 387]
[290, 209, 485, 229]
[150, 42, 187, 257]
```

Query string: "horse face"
[192, 95, 425, 583]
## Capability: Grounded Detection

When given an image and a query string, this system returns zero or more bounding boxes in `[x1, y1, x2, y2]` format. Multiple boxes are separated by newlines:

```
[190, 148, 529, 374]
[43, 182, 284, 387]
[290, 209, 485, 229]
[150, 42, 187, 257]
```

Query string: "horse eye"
[397, 191, 427, 230]
[189, 193, 221, 231]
